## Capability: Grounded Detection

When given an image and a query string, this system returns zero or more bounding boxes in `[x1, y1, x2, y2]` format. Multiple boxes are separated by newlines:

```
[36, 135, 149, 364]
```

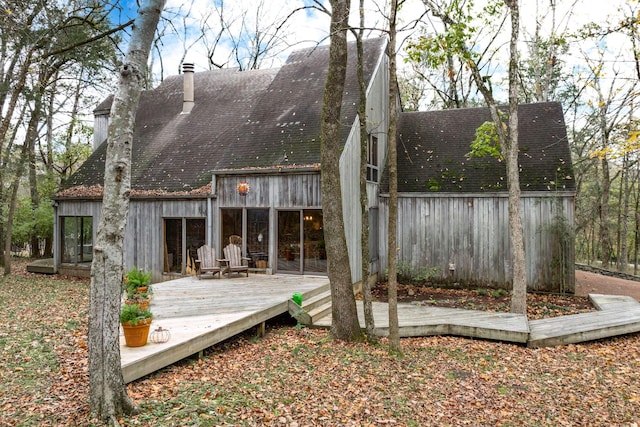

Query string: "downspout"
[207, 174, 217, 246]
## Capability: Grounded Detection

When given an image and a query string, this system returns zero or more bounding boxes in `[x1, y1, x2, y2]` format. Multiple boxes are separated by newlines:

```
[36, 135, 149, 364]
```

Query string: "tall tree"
[88, 0, 166, 424]
[0, 0, 118, 271]
[321, 0, 363, 342]
[405, 0, 507, 110]
[387, 0, 401, 352]
[414, 0, 527, 312]
[502, 0, 526, 314]
[355, 0, 376, 342]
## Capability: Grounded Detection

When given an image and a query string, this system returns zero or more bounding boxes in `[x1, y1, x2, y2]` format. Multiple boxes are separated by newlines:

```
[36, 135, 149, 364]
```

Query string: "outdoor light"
[237, 181, 250, 196]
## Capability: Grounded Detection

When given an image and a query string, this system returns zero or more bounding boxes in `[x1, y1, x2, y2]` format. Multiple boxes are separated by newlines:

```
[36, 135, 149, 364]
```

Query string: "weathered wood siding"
[125, 200, 208, 282]
[337, 46, 389, 282]
[213, 172, 322, 275]
[214, 173, 322, 208]
[340, 126, 364, 283]
[378, 192, 575, 293]
[55, 198, 209, 283]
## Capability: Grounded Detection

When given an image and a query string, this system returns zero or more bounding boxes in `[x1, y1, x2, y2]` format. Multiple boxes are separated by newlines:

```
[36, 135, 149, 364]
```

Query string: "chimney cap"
[182, 62, 194, 73]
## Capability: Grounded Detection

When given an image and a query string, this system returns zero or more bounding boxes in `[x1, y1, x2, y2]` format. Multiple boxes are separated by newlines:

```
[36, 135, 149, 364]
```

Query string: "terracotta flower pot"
[125, 298, 150, 311]
[122, 318, 152, 347]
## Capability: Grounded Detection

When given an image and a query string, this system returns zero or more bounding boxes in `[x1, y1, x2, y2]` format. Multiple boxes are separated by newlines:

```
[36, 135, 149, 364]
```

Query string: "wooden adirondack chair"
[222, 243, 250, 277]
[196, 245, 221, 279]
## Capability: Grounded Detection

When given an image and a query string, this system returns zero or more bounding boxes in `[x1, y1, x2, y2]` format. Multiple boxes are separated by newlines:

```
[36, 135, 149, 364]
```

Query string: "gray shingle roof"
[63, 38, 387, 193]
[390, 102, 575, 193]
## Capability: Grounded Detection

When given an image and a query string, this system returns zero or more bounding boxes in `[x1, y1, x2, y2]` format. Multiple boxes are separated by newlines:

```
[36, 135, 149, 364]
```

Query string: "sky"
[108, 0, 635, 94]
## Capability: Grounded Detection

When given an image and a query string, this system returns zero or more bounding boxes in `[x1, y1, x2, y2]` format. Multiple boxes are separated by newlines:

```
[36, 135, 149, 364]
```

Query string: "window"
[277, 209, 325, 274]
[164, 218, 205, 274]
[367, 134, 378, 182]
[221, 208, 269, 269]
[61, 216, 93, 264]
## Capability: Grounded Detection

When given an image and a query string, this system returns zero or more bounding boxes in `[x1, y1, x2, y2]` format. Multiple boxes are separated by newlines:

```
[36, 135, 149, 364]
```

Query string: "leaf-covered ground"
[1, 259, 639, 426]
[370, 282, 595, 320]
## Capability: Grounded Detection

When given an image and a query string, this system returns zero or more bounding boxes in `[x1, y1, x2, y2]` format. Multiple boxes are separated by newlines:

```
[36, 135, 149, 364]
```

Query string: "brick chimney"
[182, 62, 194, 114]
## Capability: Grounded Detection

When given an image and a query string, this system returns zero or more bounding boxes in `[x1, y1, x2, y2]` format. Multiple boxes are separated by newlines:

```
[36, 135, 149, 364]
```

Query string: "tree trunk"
[618, 155, 630, 273]
[634, 168, 640, 275]
[28, 86, 43, 258]
[387, 0, 401, 353]
[88, 1, 165, 423]
[321, 0, 362, 342]
[3, 132, 30, 275]
[505, 0, 526, 314]
[356, 0, 376, 343]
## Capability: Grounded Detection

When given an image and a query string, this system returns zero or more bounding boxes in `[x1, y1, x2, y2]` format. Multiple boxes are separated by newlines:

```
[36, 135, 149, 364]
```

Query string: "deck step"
[288, 288, 331, 325]
[307, 301, 332, 324]
[298, 283, 331, 300]
[300, 290, 332, 312]
[589, 293, 640, 311]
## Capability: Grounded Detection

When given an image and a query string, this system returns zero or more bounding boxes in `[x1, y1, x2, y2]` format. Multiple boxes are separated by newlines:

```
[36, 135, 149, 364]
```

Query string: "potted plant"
[124, 267, 152, 295]
[120, 303, 153, 347]
[125, 289, 151, 311]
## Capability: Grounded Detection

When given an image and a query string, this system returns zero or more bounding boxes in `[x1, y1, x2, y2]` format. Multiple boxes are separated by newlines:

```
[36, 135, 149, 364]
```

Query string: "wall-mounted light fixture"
[237, 181, 250, 196]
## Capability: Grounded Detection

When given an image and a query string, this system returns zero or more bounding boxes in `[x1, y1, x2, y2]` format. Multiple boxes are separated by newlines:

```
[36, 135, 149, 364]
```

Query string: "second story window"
[366, 134, 378, 182]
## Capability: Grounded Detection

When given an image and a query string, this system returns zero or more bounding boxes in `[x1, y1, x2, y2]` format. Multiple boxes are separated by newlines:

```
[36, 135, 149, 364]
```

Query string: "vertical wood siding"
[125, 200, 208, 282]
[378, 193, 575, 292]
[340, 126, 364, 283]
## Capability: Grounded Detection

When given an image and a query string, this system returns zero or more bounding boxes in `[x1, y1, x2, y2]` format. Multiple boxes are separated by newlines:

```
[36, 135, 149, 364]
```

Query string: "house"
[379, 103, 576, 292]
[53, 37, 575, 293]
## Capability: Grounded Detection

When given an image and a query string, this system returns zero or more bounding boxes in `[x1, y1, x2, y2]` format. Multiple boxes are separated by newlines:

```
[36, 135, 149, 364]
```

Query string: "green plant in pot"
[120, 303, 153, 347]
[124, 267, 152, 295]
[125, 289, 151, 310]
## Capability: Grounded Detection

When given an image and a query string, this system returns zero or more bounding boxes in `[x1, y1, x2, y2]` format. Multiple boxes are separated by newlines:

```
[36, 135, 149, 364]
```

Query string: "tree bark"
[504, 0, 527, 314]
[387, 0, 401, 353]
[356, 0, 376, 343]
[3, 124, 31, 275]
[88, 0, 165, 423]
[321, 0, 362, 342]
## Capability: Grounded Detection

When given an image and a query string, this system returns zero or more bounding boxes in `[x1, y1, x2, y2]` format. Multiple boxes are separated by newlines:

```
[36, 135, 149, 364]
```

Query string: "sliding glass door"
[221, 208, 269, 269]
[277, 209, 325, 274]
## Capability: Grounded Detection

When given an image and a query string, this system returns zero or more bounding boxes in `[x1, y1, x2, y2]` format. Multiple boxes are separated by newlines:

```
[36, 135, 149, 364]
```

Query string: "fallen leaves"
[1, 259, 639, 426]
[370, 282, 595, 319]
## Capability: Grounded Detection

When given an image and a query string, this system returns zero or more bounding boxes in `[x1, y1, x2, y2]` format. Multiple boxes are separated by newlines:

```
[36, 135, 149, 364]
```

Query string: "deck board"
[312, 302, 530, 343]
[122, 277, 640, 383]
[120, 275, 329, 383]
[528, 294, 640, 348]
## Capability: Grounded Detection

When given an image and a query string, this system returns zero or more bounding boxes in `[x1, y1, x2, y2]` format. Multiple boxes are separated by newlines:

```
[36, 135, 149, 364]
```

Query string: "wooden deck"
[527, 294, 640, 347]
[310, 293, 640, 348]
[123, 276, 640, 383]
[120, 274, 330, 383]
[312, 301, 530, 343]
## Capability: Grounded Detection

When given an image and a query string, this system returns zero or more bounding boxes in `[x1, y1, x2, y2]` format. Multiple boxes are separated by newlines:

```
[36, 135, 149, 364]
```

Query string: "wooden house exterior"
[379, 103, 576, 293]
[53, 38, 389, 285]
[53, 37, 576, 293]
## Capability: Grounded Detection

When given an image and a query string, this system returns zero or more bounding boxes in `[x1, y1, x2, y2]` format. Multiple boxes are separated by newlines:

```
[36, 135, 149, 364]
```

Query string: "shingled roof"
[389, 102, 575, 193]
[62, 37, 387, 195]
